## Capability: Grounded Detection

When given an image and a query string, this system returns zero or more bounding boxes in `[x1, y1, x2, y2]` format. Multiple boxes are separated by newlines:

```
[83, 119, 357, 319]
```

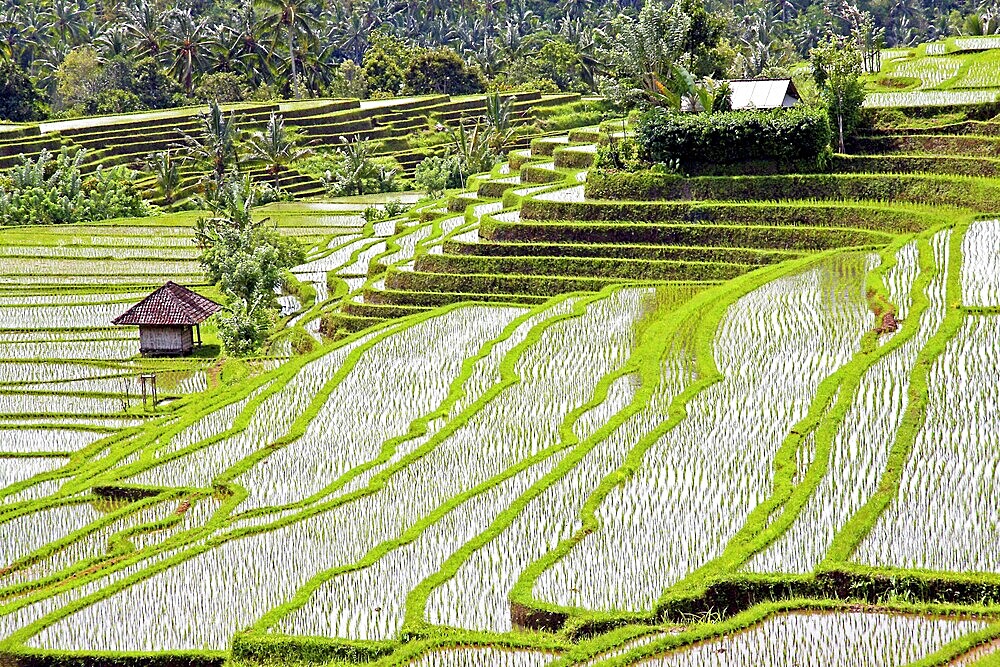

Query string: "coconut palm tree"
[165, 9, 211, 95]
[177, 100, 241, 186]
[257, 0, 316, 99]
[148, 150, 182, 207]
[125, 1, 164, 59]
[243, 112, 311, 189]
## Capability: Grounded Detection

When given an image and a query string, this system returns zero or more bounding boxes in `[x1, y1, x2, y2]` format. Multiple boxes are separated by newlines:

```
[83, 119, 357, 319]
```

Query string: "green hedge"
[479, 218, 894, 249]
[583, 170, 1000, 210]
[520, 198, 930, 233]
[831, 154, 1000, 178]
[414, 253, 751, 281]
[363, 286, 549, 308]
[341, 299, 428, 319]
[443, 238, 803, 265]
[384, 267, 643, 296]
[636, 106, 832, 168]
[3, 651, 224, 667]
[231, 631, 396, 665]
[851, 134, 1000, 157]
[553, 147, 596, 170]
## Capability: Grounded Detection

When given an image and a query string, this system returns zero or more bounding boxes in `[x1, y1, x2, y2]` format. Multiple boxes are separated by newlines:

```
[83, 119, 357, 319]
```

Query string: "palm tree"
[125, 1, 164, 59]
[243, 112, 311, 189]
[148, 150, 182, 207]
[257, 0, 316, 99]
[224, 1, 273, 87]
[165, 9, 210, 95]
[45, 0, 86, 47]
[177, 101, 241, 186]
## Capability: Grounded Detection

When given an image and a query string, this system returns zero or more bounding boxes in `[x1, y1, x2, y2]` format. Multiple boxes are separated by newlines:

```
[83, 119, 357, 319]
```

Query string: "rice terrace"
[3, 0, 1000, 665]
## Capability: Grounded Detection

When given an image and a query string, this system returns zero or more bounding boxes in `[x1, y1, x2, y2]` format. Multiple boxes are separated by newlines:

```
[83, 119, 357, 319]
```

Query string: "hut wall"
[139, 325, 194, 356]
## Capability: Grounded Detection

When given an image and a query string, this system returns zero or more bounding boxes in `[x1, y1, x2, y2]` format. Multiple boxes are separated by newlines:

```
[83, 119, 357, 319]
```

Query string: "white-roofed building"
[727, 78, 801, 110]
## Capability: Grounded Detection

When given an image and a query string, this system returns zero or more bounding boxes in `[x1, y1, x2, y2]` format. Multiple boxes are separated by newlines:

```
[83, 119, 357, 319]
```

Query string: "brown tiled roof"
[112, 282, 222, 326]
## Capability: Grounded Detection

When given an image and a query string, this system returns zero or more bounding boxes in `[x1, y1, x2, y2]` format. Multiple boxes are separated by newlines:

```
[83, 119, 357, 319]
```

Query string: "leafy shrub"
[196, 72, 249, 103]
[217, 303, 272, 357]
[85, 89, 145, 115]
[594, 137, 644, 172]
[0, 59, 47, 121]
[414, 155, 463, 197]
[0, 149, 148, 225]
[309, 141, 402, 197]
[405, 47, 485, 95]
[636, 106, 833, 168]
[196, 176, 305, 356]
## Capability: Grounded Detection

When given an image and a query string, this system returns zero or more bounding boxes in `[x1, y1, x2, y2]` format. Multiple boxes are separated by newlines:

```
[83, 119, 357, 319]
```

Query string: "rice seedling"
[854, 313, 1000, 571]
[865, 90, 1000, 107]
[879, 49, 912, 63]
[428, 294, 702, 632]
[9, 274, 205, 286]
[961, 219, 999, 307]
[534, 255, 874, 611]
[579, 632, 675, 666]
[0, 339, 139, 361]
[0, 246, 198, 260]
[293, 237, 376, 274]
[0, 500, 177, 590]
[0, 502, 104, 569]
[270, 454, 563, 640]
[0, 392, 130, 416]
[0, 363, 125, 386]
[0, 259, 203, 277]
[0, 458, 68, 497]
[0, 293, 148, 306]
[746, 233, 950, 573]
[0, 547, 182, 642]
[953, 37, 1000, 51]
[339, 240, 388, 276]
[381, 224, 435, 266]
[883, 241, 920, 320]
[883, 57, 961, 89]
[124, 335, 379, 488]
[307, 300, 583, 502]
[404, 646, 558, 667]
[233, 305, 526, 512]
[26, 289, 656, 650]
[635, 611, 985, 667]
[949, 57, 1000, 89]
[533, 187, 586, 203]
[145, 387, 264, 459]
[0, 428, 108, 453]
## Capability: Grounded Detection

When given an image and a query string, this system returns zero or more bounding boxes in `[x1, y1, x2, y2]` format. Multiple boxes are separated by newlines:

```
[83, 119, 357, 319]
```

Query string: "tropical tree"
[244, 112, 312, 188]
[0, 58, 47, 121]
[595, 0, 690, 104]
[177, 101, 241, 186]
[257, 0, 316, 98]
[326, 137, 376, 196]
[165, 10, 211, 95]
[195, 175, 304, 355]
[811, 35, 865, 153]
[147, 150, 182, 207]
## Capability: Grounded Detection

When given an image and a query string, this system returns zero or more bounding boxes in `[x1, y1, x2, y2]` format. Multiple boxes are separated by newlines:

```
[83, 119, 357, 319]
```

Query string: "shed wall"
[139, 325, 194, 356]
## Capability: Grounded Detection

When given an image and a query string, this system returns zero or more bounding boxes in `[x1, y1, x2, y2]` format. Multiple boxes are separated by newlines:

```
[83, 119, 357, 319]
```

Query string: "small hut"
[726, 79, 801, 110]
[113, 282, 222, 356]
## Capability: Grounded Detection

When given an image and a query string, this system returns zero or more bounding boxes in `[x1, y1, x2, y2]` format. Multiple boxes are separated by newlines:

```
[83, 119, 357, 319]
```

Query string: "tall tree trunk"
[838, 112, 845, 154]
[287, 27, 299, 99]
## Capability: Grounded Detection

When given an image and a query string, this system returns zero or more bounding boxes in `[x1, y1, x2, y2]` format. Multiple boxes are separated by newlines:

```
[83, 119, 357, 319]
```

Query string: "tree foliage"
[0, 59, 47, 122]
[195, 176, 304, 356]
[811, 35, 866, 153]
[0, 149, 147, 225]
